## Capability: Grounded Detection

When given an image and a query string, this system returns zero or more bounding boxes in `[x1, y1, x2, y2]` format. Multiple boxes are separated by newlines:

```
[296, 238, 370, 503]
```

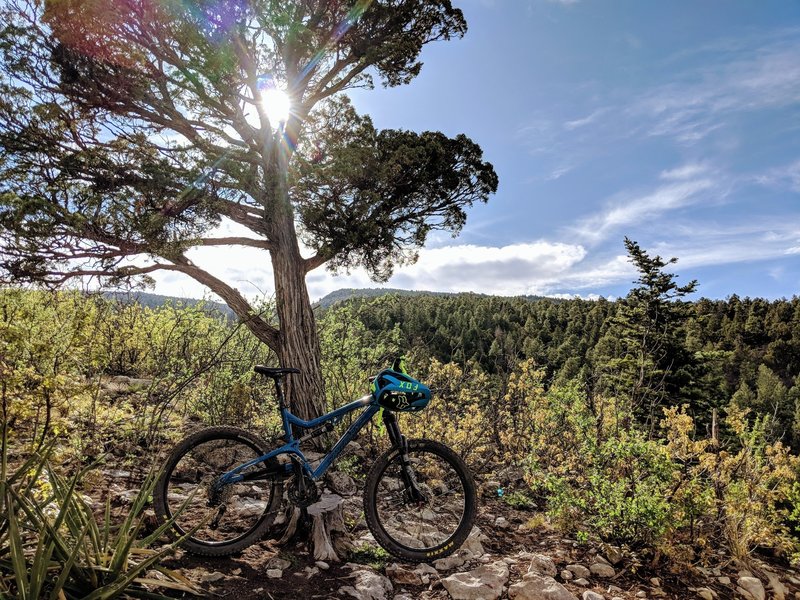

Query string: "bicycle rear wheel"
[363, 438, 477, 562]
[153, 427, 282, 556]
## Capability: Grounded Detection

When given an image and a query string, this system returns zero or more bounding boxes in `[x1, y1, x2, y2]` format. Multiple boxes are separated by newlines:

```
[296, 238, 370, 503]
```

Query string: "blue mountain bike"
[154, 360, 477, 562]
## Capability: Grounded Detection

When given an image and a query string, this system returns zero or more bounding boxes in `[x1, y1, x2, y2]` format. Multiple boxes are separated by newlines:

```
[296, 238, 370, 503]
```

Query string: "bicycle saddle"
[254, 365, 301, 378]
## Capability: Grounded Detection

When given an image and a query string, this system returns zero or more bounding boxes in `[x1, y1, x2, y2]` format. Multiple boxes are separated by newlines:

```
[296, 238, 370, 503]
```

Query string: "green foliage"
[0, 437, 197, 599]
[501, 490, 534, 510]
[347, 543, 390, 570]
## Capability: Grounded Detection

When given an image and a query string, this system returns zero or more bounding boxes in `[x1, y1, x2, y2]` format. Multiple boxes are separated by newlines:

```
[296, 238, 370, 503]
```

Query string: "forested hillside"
[329, 291, 800, 439]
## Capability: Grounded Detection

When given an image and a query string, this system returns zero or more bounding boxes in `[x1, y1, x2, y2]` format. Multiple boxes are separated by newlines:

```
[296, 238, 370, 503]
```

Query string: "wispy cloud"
[633, 36, 800, 144]
[570, 176, 717, 244]
[754, 159, 800, 193]
[563, 109, 606, 130]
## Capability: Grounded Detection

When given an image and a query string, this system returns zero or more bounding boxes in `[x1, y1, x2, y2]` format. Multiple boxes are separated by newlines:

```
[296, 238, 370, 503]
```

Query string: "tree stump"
[277, 492, 353, 561]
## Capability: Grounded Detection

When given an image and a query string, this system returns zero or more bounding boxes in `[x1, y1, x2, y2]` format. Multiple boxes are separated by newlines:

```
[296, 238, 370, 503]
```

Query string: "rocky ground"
[123, 473, 800, 600]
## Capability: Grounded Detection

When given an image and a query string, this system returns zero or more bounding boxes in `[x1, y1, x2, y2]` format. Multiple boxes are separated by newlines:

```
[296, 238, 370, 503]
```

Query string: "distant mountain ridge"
[103, 291, 235, 319]
[313, 287, 553, 309]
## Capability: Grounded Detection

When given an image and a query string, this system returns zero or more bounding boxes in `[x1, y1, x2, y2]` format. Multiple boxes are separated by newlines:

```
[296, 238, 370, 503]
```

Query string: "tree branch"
[195, 237, 274, 250]
[171, 254, 280, 349]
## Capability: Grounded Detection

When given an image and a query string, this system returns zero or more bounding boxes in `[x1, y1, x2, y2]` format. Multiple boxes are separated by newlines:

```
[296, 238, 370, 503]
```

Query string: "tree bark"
[270, 210, 326, 422]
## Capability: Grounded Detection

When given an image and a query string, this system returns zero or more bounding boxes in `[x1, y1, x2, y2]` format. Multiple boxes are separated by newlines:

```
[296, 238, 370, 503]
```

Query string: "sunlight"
[262, 87, 291, 127]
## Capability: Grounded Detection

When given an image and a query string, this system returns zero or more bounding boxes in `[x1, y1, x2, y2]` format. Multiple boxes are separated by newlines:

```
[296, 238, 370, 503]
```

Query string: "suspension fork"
[383, 411, 426, 503]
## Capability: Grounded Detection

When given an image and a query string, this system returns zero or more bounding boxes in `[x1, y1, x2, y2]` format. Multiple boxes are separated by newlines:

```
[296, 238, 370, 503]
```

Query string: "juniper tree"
[0, 0, 498, 419]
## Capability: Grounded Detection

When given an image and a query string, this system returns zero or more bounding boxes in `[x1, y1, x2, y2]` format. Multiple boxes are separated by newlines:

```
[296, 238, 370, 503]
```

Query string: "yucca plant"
[0, 430, 200, 599]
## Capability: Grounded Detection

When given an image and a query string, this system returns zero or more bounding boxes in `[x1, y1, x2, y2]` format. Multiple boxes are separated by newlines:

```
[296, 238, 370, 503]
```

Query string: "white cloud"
[571, 177, 717, 244]
[633, 36, 800, 144]
[754, 159, 800, 193]
[659, 163, 710, 180]
[563, 109, 606, 130]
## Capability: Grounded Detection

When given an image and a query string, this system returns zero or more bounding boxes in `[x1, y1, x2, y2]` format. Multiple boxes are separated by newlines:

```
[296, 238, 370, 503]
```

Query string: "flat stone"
[267, 557, 292, 571]
[266, 569, 282, 579]
[636, 592, 647, 599]
[385, 563, 422, 586]
[765, 571, 788, 600]
[326, 471, 357, 496]
[574, 578, 590, 587]
[737, 576, 765, 600]
[441, 561, 509, 600]
[508, 573, 578, 600]
[590, 563, 615, 578]
[528, 554, 558, 577]
[316, 560, 330, 570]
[696, 588, 715, 600]
[583, 592, 605, 600]
[339, 569, 393, 600]
[561, 569, 574, 581]
[717, 576, 730, 585]
[434, 548, 473, 571]
[567, 565, 591, 579]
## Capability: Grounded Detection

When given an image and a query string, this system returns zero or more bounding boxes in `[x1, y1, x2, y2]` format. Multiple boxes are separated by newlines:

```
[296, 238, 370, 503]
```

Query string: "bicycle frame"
[218, 394, 381, 486]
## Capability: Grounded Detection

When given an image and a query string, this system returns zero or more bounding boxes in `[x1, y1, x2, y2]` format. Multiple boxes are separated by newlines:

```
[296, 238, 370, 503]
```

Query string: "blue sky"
[156, 1, 800, 302]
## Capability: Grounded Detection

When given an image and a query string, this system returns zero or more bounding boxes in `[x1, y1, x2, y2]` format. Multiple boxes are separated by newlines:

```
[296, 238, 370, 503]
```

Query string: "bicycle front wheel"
[153, 427, 282, 556]
[363, 439, 477, 562]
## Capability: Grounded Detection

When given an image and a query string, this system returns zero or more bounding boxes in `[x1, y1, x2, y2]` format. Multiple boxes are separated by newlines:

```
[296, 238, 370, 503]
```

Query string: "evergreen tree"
[594, 238, 700, 430]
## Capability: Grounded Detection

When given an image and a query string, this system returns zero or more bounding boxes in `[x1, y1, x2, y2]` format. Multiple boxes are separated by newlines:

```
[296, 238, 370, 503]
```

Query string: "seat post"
[274, 376, 288, 410]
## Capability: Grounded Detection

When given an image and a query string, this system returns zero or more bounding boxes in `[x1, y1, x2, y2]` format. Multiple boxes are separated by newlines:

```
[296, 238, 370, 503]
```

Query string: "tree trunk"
[270, 211, 326, 422]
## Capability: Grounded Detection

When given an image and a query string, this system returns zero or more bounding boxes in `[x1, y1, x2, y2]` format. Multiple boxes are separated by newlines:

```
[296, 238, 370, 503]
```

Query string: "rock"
[574, 578, 590, 587]
[304, 566, 319, 578]
[235, 497, 268, 518]
[607, 586, 622, 594]
[393, 595, 414, 600]
[267, 557, 292, 571]
[567, 564, 591, 579]
[583, 592, 605, 600]
[635, 592, 647, 599]
[590, 563, 615, 578]
[385, 563, 422, 586]
[737, 576, 766, 600]
[462, 526, 487, 557]
[717, 576, 730, 585]
[200, 571, 226, 583]
[527, 554, 558, 577]
[561, 569, 573, 581]
[434, 548, 473, 571]
[600, 544, 624, 566]
[482, 480, 502, 496]
[441, 561, 509, 600]
[414, 563, 438, 576]
[495, 516, 510, 529]
[340, 569, 393, 600]
[316, 560, 330, 570]
[266, 569, 282, 579]
[765, 571, 788, 600]
[650, 578, 660, 587]
[696, 588, 715, 600]
[326, 471, 357, 496]
[508, 573, 578, 600]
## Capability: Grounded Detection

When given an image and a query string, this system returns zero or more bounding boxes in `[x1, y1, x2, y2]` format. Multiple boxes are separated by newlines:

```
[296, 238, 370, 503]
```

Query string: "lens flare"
[262, 88, 291, 126]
